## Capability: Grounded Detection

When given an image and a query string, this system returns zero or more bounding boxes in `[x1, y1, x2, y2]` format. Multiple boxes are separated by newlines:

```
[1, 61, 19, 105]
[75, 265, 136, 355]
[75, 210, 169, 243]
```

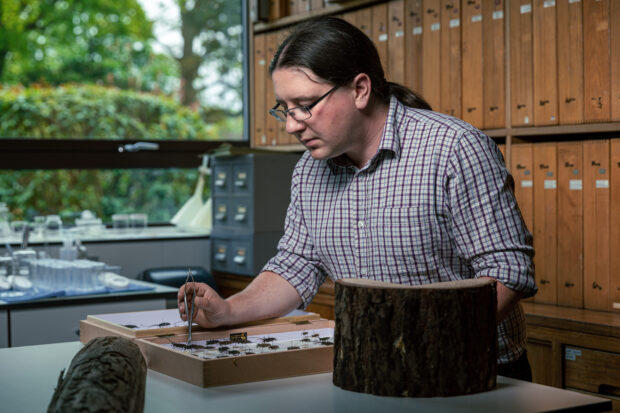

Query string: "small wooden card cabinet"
[80, 309, 334, 388]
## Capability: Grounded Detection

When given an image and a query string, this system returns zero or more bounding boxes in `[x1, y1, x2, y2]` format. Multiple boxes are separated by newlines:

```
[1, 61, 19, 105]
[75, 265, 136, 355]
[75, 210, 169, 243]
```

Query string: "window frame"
[0, 1, 251, 171]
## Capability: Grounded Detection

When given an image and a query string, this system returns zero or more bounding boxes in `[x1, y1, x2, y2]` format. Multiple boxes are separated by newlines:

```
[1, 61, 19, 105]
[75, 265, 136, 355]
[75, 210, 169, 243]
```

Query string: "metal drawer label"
[565, 348, 582, 361]
[544, 179, 557, 189]
[569, 179, 582, 190]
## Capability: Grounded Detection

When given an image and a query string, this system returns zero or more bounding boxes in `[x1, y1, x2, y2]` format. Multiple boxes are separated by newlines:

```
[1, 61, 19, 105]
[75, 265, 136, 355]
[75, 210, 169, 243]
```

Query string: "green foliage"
[0, 1, 244, 224]
[175, 0, 243, 107]
[0, 168, 209, 224]
[0, 0, 178, 92]
[0, 83, 240, 139]
[0, 84, 230, 222]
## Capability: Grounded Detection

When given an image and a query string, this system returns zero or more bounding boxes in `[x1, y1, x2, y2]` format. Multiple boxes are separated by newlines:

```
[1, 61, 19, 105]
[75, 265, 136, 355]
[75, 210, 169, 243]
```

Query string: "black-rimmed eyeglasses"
[269, 86, 338, 122]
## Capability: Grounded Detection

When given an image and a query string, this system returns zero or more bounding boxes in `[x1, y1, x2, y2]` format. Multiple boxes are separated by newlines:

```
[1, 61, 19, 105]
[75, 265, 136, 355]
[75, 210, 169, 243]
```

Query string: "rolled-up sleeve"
[446, 131, 537, 298]
[262, 157, 327, 308]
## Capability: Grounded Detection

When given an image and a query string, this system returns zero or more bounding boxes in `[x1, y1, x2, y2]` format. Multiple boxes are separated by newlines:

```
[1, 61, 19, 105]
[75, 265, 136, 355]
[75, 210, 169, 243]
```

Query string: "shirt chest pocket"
[369, 207, 438, 271]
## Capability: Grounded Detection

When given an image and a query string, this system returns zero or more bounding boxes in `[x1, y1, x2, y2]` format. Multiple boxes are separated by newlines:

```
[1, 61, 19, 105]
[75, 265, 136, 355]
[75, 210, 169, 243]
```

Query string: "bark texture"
[48, 336, 146, 413]
[333, 278, 497, 397]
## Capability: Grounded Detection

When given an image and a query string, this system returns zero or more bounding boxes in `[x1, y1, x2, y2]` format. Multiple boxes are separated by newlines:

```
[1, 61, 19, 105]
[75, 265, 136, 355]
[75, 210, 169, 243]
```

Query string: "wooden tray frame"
[85, 309, 321, 338]
[80, 311, 333, 388]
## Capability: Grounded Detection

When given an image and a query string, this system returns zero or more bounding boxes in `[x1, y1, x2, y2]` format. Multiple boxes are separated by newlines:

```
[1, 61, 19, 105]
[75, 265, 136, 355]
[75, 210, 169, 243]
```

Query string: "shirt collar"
[327, 96, 402, 174]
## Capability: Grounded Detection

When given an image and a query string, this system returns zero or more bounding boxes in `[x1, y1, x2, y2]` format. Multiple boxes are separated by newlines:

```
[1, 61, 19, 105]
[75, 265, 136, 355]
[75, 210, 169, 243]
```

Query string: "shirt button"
[357, 220, 365, 229]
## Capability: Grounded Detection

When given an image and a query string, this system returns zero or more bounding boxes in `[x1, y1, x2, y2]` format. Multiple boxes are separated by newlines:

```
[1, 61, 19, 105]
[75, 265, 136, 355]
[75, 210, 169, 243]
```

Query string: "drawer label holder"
[565, 347, 582, 361]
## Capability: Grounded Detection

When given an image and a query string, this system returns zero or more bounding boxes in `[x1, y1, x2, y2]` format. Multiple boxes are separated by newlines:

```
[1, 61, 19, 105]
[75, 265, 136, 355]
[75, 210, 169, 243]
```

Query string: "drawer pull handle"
[598, 384, 620, 398]
[540, 279, 550, 285]
[592, 281, 603, 290]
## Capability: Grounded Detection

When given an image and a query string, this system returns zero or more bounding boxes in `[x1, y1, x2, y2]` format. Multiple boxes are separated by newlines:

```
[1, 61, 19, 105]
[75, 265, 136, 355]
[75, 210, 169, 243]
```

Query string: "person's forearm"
[223, 271, 303, 326]
[481, 277, 523, 324]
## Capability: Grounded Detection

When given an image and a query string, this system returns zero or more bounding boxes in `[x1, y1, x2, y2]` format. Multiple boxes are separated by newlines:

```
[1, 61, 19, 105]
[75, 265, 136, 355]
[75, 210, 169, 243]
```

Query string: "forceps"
[183, 269, 196, 346]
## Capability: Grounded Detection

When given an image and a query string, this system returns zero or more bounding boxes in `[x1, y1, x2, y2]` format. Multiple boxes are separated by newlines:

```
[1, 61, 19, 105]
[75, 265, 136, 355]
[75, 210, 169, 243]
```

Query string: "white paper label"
[449, 18, 460, 28]
[543, 0, 555, 7]
[596, 179, 609, 188]
[395, 30, 404, 38]
[521, 180, 533, 188]
[569, 179, 582, 190]
[471, 14, 482, 23]
[520, 4, 532, 13]
[565, 348, 582, 361]
[568, 0, 580, 3]
[258, 59, 266, 66]
[378, 33, 388, 42]
[524, 116, 530, 124]
[493, 10, 504, 20]
[544, 180, 557, 189]
[431, 23, 440, 31]
[413, 26, 423, 35]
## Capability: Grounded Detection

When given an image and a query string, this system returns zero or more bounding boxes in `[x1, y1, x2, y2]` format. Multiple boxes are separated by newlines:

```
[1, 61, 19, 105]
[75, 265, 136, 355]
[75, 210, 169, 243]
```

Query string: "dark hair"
[269, 16, 431, 110]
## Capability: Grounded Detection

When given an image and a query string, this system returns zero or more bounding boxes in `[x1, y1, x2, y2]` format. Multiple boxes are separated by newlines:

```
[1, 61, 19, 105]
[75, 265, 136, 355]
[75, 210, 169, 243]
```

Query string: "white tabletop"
[0, 341, 611, 413]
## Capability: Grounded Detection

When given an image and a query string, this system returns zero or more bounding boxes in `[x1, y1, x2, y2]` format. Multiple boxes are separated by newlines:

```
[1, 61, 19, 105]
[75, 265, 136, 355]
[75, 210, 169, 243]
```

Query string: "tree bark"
[48, 336, 147, 413]
[333, 278, 497, 397]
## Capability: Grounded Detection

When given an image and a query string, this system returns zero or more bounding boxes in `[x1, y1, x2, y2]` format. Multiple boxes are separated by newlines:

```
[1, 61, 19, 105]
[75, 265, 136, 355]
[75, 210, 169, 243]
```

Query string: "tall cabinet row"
[238, 0, 620, 406]
[249, 0, 620, 310]
[251, 0, 620, 148]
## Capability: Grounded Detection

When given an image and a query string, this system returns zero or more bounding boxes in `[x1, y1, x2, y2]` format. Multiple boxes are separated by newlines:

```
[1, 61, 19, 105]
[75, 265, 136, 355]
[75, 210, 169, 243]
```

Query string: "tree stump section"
[333, 278, 497, 397]
[48, 336, 147, 413]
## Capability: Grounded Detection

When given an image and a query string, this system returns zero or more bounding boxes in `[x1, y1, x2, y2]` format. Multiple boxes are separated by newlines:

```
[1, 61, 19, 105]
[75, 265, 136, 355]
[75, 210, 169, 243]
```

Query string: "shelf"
[482, 122, 620, 139]
[522, 302, 620, 340]
[254, 0, 388, 33]
[252, 123, 620, 150]
[254, 144, 306, 152]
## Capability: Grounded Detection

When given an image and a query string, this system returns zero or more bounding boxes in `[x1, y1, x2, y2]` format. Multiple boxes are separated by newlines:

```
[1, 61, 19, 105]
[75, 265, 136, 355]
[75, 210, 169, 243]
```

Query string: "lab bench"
[1, 226, 211, 279]
[0, 341, 612, 413]
[0, 281, 177, 347]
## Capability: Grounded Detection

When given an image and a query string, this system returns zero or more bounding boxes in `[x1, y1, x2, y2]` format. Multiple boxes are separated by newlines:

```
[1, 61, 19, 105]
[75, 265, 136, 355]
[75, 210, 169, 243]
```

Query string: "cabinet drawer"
[564, 346, 620, 397]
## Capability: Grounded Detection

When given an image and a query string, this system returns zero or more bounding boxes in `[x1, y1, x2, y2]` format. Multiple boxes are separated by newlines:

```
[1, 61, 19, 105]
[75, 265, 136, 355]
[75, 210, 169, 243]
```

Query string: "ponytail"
[382, 81, 432, 111]
[272, 17, 432, 111]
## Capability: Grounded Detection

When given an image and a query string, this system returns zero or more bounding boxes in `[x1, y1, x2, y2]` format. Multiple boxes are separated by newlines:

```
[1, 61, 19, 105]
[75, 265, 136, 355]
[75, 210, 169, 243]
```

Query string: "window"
[0, 0, 249, 225]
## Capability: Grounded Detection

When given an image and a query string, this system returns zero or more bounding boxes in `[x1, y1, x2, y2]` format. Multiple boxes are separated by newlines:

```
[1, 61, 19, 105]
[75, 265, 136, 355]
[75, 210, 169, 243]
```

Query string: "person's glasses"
[269, 86, 338, 122]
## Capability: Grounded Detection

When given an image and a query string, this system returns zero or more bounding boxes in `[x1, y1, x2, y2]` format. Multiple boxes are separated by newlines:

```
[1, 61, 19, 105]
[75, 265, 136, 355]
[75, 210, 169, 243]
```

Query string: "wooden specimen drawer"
[564, 346, 620, 399]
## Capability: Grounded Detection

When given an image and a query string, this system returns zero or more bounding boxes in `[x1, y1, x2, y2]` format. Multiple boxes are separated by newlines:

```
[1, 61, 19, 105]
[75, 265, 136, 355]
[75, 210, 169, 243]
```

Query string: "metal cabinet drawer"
[231, 198, 252, 230]
[564, 346, 620, 398]
[213, 198, 231, 227]
[229, 241, 251, 274]
[213, 165, 232, 195]
[232, 164, 252, 195]
[212, 239, 230, 272]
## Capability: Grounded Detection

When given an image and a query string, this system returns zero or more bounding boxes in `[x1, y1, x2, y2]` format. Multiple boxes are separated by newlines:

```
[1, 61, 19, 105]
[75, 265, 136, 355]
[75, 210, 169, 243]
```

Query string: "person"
[179, 16, 537, 381]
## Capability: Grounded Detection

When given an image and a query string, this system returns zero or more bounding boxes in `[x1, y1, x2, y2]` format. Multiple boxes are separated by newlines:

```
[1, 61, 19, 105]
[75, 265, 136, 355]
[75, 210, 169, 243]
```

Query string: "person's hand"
[177, 282, 229, 328]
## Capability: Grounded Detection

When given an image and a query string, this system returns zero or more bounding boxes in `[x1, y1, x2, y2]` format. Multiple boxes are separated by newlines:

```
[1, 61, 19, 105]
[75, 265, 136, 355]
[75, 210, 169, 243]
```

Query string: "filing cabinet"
[210, 153, 300, 276]
[211, 231, 284, 275]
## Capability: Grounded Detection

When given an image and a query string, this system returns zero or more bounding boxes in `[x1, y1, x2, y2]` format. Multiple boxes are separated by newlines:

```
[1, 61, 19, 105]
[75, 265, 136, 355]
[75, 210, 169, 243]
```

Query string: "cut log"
[333, 277, 497, 397]
[48, 336, 147, 413]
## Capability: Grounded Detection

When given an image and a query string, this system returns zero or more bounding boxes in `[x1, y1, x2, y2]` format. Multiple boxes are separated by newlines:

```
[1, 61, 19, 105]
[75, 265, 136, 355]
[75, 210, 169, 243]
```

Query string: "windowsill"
[2, 226, 211, 245]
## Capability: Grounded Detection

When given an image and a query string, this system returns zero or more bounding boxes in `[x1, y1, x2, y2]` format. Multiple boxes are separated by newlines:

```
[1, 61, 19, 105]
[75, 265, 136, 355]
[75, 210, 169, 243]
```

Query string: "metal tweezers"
[183, 269, 196, 346]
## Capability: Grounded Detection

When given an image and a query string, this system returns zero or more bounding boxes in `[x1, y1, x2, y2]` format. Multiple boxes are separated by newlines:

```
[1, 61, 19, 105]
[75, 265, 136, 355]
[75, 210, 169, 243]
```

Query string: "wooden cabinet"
[245, 1, 620, 409]
[249, 0, 620, 157]
[564, 347, 620, 398]
[523, 302, 620, 412]
[214, 272, 335, 320]
[214, 272, 620, 411]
